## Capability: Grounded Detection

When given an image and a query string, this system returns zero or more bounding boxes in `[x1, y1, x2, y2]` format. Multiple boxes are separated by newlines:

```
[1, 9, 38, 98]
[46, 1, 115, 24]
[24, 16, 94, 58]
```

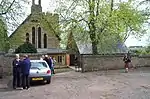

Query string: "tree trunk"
[89, 29, 98, 54]
[88, 0, 98, 54]
[91, 39, 98, 54]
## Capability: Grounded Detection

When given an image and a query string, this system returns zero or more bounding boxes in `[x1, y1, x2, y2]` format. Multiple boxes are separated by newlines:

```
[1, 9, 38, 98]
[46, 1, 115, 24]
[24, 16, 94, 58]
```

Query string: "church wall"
[9, 22, 33, 49]
[9, 0, 60, 51]
[9, 13, 60, 50]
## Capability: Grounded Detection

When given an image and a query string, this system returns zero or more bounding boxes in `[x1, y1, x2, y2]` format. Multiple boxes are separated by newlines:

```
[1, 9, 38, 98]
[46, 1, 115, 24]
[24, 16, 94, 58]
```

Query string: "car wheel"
[47, 77, 51, 84]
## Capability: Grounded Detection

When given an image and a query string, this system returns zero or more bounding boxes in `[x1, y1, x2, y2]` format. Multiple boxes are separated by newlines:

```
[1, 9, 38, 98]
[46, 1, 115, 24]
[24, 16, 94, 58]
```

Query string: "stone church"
[9, 0, 67, 65]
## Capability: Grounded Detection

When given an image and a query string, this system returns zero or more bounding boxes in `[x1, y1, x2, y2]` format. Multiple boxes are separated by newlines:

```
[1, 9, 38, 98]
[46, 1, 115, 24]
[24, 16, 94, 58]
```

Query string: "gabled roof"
[9, 13, 61, 41]
[67, 32, 128, 54]
[9, 14, 32, 38]
[76, 42, 92, 54]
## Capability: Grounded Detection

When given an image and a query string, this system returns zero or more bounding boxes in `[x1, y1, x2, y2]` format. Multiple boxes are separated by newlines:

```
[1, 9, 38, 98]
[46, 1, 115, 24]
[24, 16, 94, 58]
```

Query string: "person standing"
[21, 54, 31, 90]
[40, 55, 45, 60]
[51, 57, 56, 74]
[44, 55, 52, 69]
[127, 51, 133, 68]
[12, 54, 21, 89]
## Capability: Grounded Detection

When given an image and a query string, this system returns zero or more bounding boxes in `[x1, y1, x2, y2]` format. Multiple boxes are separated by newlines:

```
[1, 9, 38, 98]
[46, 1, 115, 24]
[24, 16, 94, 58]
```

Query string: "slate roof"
[76, 42, 92, 54]
[37, 48, 67, 54]
[68, 32, 128, 54]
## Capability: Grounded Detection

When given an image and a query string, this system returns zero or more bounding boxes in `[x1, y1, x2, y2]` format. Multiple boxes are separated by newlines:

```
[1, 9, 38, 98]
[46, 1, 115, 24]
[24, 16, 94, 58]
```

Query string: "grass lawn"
[54, 67, 73, 73]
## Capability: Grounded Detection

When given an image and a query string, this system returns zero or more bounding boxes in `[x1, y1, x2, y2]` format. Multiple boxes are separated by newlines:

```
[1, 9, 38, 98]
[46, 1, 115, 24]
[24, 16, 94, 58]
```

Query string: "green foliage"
[55, 0, 146, 54]
[41, 13, 61, 41]
[0, 0, 29, 52]
[131, 49, 149, 55]
[141, 50, 148, 55]
[0, 0, 29, 32]
[145, 46, 150, 53]
[0, 18, 10, 52]
[15, 42, 37, 53]
[130, 46, 150, 55]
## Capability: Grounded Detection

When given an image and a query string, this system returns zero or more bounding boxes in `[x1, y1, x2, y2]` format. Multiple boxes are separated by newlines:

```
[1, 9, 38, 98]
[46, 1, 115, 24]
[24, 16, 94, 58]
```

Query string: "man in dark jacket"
[123, 52, 131, 73]
[21, 54, 31, 90]
[12, 54, 21, 89]
[44, 55, 52, 69]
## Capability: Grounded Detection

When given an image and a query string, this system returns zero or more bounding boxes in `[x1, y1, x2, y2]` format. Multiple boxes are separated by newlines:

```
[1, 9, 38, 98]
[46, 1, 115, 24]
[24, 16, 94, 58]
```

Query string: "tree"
[54, 0, 145, 54]
[138, 0, 150, 16]
[0, 0, 29, 52]
[0, 17, 10, 52]
[0, 0, 29, 33]
[15, 42, 37, 53]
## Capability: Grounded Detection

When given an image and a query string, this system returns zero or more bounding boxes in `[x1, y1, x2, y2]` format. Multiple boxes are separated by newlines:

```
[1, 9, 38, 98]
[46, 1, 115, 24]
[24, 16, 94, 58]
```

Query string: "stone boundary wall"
[0, 53, 46, 77]
[1, 53, 150, 75]
[80, 54, 150, 72]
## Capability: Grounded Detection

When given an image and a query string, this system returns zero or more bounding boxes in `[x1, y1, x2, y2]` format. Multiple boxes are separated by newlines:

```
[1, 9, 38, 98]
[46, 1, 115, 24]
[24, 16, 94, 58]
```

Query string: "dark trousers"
[52, 69, 55, 74]
[124, 62, 129, 68]
[22, 74, 30, 89]
[13, 72, 21, 88]
[51, 67, 55, 74]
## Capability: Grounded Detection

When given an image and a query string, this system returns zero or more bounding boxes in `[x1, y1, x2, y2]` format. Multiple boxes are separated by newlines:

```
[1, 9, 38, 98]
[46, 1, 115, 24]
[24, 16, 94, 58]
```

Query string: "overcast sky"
[21, 0, 150, 47]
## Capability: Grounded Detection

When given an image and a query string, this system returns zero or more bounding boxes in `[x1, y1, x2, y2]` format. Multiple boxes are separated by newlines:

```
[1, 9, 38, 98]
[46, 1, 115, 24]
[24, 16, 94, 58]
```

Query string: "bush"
[15, 42, 37, 53]
[140, 50, 147, 55]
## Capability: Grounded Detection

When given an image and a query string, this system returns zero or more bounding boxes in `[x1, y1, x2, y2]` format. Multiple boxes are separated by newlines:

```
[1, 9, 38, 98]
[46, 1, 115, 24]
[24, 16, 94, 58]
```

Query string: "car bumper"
[30, 76, 51, 82]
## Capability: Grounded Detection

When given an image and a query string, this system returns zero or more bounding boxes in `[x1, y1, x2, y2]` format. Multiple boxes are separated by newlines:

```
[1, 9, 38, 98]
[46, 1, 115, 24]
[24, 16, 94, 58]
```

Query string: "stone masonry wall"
[0, 53, 44, 77]
[1, 54, 150, 75]
[80, 54, 150, 72]
[0, 55, 4, 78]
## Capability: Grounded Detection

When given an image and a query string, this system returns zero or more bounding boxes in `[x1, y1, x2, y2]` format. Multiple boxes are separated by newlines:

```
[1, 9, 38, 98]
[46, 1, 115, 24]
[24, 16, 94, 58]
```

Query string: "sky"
[20, 0, 150, 47]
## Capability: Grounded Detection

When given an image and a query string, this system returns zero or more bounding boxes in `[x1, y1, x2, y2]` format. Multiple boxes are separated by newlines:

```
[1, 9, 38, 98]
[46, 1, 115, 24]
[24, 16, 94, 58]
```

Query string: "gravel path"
[0, 68, 150, 99]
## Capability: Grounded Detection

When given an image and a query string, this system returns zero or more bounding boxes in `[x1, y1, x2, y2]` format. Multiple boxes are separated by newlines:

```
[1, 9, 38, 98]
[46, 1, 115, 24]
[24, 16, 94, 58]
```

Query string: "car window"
[31, 62, 48, 69]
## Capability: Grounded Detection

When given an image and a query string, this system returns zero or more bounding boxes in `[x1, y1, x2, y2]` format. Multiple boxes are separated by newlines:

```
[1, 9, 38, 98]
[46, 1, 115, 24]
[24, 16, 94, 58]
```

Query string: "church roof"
[67, 32, 129, 54]
[37, 48, 67, 54]
[9, 14, 31, 38]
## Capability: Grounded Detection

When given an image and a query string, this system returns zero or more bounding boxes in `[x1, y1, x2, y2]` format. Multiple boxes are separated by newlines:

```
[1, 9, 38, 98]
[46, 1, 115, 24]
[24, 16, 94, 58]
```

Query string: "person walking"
[21, 54, 31, 90]
[12, 54, 21, 89]
[123, 53, 131, 73]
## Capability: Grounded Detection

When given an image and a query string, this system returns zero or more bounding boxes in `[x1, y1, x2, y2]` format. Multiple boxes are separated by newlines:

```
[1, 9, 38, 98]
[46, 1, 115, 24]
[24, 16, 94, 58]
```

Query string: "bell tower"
[31, 0, 42, 14]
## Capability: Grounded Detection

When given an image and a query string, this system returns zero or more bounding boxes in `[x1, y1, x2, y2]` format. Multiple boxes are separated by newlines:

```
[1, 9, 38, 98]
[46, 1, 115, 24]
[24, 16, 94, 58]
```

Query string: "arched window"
[44, 34, 47, 48]
[32, 27, 35, 45]
[26, 33, 29, 42]
[38, 27, 41, 48]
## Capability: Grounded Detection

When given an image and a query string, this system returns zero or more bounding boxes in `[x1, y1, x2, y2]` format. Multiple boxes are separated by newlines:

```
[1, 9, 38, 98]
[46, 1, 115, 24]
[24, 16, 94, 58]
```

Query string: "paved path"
[0, 68, 150, 99]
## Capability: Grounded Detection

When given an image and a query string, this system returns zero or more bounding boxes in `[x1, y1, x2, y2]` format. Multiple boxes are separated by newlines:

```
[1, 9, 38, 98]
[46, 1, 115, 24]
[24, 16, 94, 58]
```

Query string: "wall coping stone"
[81, 54, 139, 57]
[4, 53, 45, 57]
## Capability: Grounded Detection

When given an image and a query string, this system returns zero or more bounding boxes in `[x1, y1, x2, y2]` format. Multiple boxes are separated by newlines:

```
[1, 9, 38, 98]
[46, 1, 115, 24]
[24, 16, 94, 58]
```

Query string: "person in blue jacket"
[12, 54, 21, 89]
[21, 54, 31, 90]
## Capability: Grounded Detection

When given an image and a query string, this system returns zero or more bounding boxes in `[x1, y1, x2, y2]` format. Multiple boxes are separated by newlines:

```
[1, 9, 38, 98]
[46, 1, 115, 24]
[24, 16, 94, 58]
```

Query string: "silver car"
[29, 60, 51, 84]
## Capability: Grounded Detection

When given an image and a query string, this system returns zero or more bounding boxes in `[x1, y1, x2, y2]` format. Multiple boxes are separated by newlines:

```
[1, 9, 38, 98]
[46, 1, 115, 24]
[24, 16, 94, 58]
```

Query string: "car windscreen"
[31, 62, 48, 69]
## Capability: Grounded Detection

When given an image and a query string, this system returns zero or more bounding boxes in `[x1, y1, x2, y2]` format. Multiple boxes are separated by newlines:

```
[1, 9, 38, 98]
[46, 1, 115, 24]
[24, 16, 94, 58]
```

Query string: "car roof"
[30, 60, 46, 62]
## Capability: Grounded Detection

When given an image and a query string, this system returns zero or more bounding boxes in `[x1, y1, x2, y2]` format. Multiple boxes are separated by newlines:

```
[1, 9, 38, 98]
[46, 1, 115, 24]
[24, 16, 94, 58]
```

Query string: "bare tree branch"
[96, 0, 100, 16]
[42, 14, 61, 41]
[0, 0, 16, 15]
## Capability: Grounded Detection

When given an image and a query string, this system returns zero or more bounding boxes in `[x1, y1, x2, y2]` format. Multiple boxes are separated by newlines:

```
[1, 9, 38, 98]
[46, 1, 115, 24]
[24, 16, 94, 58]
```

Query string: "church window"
[38, 27, 41, 48]
[26, 33, 29, 42]
[32, 27, 35, 45]
[44, 34, 47, 48]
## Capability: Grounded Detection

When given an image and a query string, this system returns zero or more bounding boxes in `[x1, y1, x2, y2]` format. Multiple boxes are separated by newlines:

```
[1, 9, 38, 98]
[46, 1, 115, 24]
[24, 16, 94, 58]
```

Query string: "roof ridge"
[9, 14, 31, 38]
